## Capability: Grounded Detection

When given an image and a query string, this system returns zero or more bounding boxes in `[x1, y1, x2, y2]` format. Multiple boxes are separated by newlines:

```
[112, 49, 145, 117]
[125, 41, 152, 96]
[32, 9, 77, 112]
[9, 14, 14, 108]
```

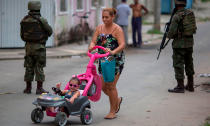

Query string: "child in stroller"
[56, 77, 80, 103]
[49, 76, 81, 112]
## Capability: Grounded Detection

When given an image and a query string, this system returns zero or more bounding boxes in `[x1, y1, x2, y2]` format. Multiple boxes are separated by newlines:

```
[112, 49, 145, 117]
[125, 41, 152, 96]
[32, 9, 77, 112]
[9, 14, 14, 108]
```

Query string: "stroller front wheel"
[55, 112, 67, 126]
[31, 108, 44, 123]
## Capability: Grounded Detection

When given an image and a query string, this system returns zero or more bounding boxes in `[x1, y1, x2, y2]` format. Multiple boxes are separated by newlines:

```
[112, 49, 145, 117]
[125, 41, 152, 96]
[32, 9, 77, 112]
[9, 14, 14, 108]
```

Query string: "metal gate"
[0, 0, 54, 48]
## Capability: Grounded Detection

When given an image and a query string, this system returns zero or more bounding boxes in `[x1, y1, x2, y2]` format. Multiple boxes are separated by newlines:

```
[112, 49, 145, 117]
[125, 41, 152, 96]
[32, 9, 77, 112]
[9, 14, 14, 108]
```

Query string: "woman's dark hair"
[69, 77, 81, 85]
[102, 8, 117, 17]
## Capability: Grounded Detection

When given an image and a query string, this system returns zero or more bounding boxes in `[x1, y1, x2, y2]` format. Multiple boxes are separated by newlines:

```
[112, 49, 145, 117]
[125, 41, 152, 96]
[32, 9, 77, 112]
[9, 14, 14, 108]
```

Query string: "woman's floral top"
[96, 34, 125, 75]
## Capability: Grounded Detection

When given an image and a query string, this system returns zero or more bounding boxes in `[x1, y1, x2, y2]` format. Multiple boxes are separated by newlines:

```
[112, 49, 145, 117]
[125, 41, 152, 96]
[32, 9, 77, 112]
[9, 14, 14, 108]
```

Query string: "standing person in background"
[20, 1, 52, 94]
[167, 0, 197, 93]
[116, 0, 131, 46]
[130, 0, 148, 48]
[89, 8, 125, 119]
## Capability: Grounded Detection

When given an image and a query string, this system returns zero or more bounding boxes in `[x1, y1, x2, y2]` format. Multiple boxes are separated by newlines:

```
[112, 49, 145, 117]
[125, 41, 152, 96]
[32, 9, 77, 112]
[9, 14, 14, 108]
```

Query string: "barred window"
[91, 0, 105, 8]
[60, 0, 68, 12]
[77, 0, 84, 10]
[99, 0, 105, 7]
[91, 0, 97, 8]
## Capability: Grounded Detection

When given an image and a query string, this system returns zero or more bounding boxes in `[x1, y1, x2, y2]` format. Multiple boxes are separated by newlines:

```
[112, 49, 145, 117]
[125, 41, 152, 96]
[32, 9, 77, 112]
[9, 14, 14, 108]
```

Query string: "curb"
[0, 52, 87, 61]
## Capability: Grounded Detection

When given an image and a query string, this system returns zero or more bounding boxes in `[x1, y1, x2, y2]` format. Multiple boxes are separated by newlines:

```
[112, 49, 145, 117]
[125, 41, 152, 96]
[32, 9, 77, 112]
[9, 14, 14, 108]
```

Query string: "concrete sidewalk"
[0, 43, 88, 60]
[0, 32, 162, 61]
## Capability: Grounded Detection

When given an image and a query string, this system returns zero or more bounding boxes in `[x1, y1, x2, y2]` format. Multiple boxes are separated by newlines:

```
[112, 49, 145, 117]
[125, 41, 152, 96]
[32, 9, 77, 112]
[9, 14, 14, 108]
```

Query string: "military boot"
[168, 79, 185, 93]
[23, 81, 32, 94]
[185, 76, 194, 92]
[36, 81, 49, 95]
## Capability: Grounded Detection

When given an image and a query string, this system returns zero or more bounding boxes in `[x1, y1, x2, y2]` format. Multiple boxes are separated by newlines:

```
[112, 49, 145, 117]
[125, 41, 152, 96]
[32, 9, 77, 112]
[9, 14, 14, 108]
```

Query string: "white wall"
[0, 0, 54, 48]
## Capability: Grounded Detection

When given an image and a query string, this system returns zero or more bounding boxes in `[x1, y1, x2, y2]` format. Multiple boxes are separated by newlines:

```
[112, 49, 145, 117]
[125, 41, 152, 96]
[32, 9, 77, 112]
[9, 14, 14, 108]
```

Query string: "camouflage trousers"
[172, 47, 194, 80]
[24, 48, 46, 82]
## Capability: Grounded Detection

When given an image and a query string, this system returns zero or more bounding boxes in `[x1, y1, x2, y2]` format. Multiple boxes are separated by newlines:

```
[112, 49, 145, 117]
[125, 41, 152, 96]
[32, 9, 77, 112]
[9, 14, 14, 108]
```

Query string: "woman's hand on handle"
[105, 48, 114, 55]
[88, 41, 96, 51]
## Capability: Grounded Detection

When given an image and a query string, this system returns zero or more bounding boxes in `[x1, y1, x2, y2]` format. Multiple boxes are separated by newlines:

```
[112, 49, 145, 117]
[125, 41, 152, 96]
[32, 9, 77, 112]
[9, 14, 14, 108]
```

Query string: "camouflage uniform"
[167, 4, 197, 93]
[167, 8, 195, 80]
[20, 1, 52, 94]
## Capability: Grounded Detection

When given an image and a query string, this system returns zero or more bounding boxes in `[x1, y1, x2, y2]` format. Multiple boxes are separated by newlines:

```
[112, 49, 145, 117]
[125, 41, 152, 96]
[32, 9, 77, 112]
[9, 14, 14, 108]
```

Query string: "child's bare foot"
[104, 112, 116, 119]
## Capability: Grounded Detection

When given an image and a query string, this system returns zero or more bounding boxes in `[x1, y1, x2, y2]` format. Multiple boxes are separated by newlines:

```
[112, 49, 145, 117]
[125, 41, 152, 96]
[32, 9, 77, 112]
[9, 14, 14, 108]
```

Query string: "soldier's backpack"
[20, 15, 48, 42]
[179, 9, 197, 36]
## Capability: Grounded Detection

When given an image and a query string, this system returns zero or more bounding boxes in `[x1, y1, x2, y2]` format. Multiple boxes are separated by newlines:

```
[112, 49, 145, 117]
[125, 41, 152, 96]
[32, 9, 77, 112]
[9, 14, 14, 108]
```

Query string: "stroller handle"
[87, 46, 110, 59]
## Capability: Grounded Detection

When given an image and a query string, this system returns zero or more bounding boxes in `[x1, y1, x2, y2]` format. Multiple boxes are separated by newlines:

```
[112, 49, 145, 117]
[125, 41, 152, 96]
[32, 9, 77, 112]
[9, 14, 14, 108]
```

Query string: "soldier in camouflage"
[20, 1, 52, 94]
[167, 0, 197, 93]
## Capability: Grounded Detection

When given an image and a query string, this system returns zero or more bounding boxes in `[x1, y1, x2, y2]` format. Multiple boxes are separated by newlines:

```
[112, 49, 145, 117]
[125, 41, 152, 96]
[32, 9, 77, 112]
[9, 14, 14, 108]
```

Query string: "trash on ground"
[200, 83, 210, 93]
[198, 73, 210, 77]
[0, 92, 16, 95]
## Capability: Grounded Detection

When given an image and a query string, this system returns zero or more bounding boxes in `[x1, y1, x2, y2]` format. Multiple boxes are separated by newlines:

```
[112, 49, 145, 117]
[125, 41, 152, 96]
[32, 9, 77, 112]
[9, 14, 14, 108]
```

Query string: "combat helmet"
[28, 1, 41, 11]
[175, 0, 187, 6]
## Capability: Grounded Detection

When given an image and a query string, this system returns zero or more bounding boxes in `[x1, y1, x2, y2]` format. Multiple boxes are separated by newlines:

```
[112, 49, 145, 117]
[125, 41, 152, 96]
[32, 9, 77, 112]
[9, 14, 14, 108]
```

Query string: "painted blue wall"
[161, 0, 193, 14]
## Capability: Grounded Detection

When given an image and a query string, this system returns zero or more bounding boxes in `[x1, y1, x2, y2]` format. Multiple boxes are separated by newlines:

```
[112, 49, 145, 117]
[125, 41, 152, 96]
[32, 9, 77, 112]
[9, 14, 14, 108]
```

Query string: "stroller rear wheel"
[80, 109, 92, 125]
[31, 108, 44, 123]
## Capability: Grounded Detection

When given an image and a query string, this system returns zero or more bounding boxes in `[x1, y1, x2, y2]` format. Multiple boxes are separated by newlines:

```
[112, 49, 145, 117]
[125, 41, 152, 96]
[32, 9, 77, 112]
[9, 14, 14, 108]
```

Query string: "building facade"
[0, 0, 112, 48]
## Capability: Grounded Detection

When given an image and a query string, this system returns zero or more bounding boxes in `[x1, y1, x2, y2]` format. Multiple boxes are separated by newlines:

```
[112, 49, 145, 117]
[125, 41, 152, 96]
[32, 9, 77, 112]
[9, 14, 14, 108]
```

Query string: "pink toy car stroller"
[31, 46, 109, 126]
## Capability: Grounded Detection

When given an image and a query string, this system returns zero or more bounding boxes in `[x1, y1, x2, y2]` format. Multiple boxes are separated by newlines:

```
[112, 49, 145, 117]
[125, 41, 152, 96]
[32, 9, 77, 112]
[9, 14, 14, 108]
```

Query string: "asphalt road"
[0, 22, 210, 126]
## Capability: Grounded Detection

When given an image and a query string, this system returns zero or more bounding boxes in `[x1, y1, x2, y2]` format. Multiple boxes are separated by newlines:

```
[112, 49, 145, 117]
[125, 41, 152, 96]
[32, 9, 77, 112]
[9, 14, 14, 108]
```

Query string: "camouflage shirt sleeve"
[40, 17, 53, 37]
[20, 16, 28, 41]
[20, 20, 24, 40]
[167, 14, 180, 39]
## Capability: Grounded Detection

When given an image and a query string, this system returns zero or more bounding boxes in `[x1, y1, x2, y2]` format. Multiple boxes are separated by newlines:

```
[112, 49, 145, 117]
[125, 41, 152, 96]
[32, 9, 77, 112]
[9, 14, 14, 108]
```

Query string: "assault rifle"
[157, 8, 177, 60]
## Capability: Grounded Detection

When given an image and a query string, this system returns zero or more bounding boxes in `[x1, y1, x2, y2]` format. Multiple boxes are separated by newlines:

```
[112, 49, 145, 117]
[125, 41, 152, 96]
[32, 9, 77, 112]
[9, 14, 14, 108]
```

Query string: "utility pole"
[95, 0, 100, 27]
[112, 0, 120, 23]
[144, 0, 148, 8]
[154, 0, 161, 30]
[112, 0, 120, 9]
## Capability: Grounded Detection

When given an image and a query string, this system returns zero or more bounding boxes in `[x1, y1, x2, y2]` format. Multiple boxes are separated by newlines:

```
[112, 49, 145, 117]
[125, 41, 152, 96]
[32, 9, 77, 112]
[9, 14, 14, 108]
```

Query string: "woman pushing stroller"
[89, 8, 125, 119]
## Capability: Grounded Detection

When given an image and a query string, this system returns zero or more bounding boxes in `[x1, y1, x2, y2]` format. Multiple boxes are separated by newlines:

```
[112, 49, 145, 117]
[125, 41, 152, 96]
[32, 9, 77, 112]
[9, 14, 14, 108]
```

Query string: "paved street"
[0, 22, 210, 126]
